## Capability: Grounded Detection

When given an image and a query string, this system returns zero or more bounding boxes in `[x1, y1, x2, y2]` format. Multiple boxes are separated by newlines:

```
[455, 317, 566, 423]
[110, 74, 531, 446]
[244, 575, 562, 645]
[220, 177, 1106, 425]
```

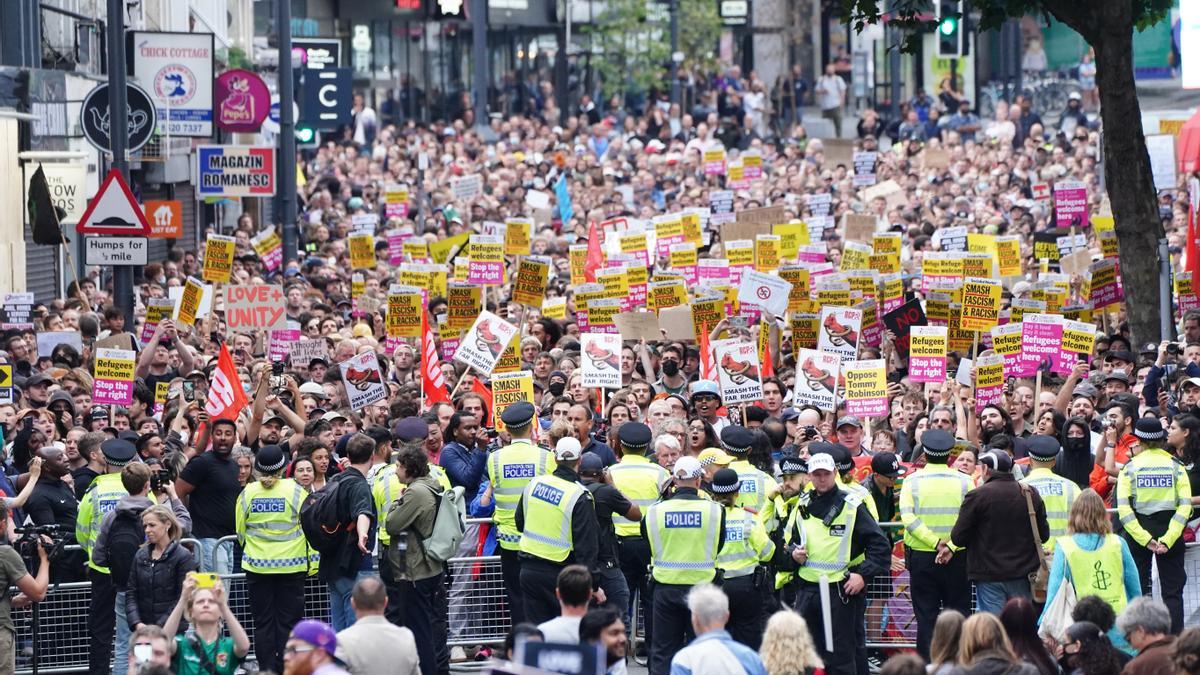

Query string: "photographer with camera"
[0, 499, 52, 675]
[1144, 340, 1200, 419]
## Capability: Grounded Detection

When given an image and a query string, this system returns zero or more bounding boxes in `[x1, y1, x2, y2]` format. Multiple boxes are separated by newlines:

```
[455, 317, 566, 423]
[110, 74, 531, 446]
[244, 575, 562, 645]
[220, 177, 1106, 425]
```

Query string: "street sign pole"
[106, 0, 134, 329]
[279, 0, 299, 268]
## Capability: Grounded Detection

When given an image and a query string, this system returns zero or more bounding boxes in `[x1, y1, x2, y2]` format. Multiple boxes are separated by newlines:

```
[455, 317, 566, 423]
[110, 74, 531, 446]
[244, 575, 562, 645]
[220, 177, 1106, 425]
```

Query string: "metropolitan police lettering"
[1036, 482, 1064, 496]
[99, 499, 119, 514]
[504, 463, 536, 479]
[740, 481, 758, 494]
[665, 512, 704, 528]
[725, 523, 746, 542]
[1136, 472, 1174, 489]
[532, 483, 565, 506]
[250, 498, 287, 513]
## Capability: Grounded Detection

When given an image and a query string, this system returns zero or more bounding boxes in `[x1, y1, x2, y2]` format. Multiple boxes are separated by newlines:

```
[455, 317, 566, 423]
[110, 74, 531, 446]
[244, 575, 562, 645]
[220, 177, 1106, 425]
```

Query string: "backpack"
[107, 508, 147, 588]
[299, 479, 349, 553]
[413, 481, 466, 563]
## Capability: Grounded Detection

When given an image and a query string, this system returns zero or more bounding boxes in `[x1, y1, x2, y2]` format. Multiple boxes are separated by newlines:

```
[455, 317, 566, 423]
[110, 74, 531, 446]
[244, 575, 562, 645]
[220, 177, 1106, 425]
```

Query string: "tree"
[844, 0, 1172, 344]
[587, 0, 722, 104]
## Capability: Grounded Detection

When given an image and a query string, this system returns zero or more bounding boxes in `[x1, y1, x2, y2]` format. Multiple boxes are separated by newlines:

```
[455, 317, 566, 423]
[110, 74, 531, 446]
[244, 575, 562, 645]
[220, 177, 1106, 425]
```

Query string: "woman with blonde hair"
[126, 502, 197, 633]
[928, 610, 965, 675]
[1039, 489, 1140, 647]
[956, 613, 1039, 675]
[759, 610, 824, 675]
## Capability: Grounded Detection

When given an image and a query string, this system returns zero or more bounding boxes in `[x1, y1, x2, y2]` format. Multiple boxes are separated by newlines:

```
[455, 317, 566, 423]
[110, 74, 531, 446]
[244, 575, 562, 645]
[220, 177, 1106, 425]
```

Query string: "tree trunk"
[1044, 0, 1165, 345]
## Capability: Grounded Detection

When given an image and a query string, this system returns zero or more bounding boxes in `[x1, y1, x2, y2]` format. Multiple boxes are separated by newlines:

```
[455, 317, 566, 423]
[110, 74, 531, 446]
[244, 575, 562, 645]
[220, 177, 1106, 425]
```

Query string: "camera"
[801, 425, 819, 440]
[150, 465, 177, 493]
[12, 524, 66, 562]
[1167, 342, 1182, 356]
[1100, 418, 1113, 429]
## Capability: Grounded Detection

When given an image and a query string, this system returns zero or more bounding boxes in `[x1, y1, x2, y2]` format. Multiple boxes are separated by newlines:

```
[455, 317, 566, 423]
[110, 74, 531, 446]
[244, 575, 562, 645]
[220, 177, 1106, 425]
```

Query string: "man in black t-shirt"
[25, 446, 85, 582]
[175, 418, 242, 574]
[579, 451, 637, 617]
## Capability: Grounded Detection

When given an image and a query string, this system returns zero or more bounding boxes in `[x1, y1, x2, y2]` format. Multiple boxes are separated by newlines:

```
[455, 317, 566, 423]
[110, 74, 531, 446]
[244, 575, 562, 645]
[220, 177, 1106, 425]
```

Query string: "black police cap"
[255, 444, 288, 473]
[100, 439, 137, 467]
[710, 468, 742, 494]
[720, 425, 754, 454]
[618, 422, 652, 451]
[500, 401, 536, 430]
[1026, 436, 1061, 462]
[780, 456, 809, 475]
[921, 429, 956, 457]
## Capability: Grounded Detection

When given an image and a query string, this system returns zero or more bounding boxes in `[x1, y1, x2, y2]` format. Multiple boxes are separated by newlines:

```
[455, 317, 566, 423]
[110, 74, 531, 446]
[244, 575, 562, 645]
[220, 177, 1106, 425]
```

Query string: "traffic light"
[937, 0, 964, 58]
[296, 126, 318, 148]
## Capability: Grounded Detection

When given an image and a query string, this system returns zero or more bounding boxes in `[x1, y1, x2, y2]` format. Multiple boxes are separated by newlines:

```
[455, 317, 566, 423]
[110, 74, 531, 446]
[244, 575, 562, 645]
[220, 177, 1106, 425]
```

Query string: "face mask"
[1064, 436, 1089, 453]
[549, 381, 566, 396]
[662, 361, 680, 377]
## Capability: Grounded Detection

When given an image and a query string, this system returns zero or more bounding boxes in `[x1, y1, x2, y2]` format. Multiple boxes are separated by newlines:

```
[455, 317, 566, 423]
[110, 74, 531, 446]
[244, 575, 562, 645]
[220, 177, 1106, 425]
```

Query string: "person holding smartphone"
[136, 319, 196, 394]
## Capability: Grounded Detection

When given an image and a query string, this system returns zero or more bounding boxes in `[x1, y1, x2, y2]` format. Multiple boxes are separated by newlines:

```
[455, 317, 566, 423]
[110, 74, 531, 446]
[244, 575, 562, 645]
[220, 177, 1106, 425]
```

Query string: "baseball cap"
[673, 456, 703, 480]
[321, 410, 347, 423]
[1183, 377, 1200, 390]
[837, 416, 863, 429]
[697, 448, 732, 468]
[579, 452, 605, 474]
[392, 416, 428, 442]
[1104, 350, 1136, 365]
[290, 620, 339, 659]
[870, 452, 906, 478]
[298, 382, 328, 398]
[807, 453, 837, 474]
[555, 437, 583, 461]
[1104, 369, 1130, 385]
[979, 451, 1014, 473]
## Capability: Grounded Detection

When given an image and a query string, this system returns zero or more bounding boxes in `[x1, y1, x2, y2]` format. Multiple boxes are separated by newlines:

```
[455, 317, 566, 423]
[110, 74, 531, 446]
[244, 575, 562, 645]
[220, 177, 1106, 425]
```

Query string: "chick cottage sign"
[130, 31, 215, 137]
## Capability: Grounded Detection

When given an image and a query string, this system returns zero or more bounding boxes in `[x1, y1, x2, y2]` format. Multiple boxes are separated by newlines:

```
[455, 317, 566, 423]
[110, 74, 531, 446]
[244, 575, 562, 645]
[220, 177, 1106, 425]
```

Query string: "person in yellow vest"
[515, 436, 600, 625]
[487, 401, 555, 625]
[642, 456, 725, 675]
[77, 437, 141, 675]
[710, 467, 775, 649]
[1021, 436, 1080, 554]
[771, 456, 809, 607]
[720, 426, 779, 523]
[897, 429, 972, 659]
[235, 444, 309, 673]
[609, 422, 668, 636]
[1042, 488, 1140, 646]
[1116, 418, 1193, 633]
[780, 452, 889, 675]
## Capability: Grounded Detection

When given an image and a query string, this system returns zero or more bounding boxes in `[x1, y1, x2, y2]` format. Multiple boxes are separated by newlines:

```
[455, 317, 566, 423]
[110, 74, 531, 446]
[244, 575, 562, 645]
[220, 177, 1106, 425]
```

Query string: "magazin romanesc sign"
[196, 146, 277, 198]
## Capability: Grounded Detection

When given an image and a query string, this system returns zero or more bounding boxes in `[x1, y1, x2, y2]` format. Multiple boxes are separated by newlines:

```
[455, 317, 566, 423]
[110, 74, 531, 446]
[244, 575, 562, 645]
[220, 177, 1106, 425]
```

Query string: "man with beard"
[580, 608, 629, 675]
[655, 345, 688, 396]
[978, 404, 1026, 458]
[176, 418, 243, 574]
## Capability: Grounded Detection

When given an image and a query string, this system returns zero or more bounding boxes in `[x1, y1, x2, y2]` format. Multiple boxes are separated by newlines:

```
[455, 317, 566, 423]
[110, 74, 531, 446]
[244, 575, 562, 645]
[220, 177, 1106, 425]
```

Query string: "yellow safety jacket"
[899, 464, 972, 552]
[796, 492, 862, 584]
[608, 455, 667, 538]
[373, 464, 451, 547]
[518, 475, 588, 563]
[716, 504, 775, 578]
[236, 478, 311, 574]
[646, 498, 724, 585]
[1116, 448, 1193, 548]
[1057, 534, 1128, 615]
[1021, 467, 1080, 551]
[487, 440, 555, 550]
[77, 473, 156, 573]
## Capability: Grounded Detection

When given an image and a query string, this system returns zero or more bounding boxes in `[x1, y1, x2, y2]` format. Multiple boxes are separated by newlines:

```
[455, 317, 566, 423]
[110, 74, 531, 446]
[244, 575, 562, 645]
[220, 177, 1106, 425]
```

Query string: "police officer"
[772, 456, 809, 606]
[76, 438, 141, 675]
[898, 429, 972, 658]
[710, 468, 775, 649]
[487, 401, 555, 625]
[1117, 417, 1193, 633]
[1021, 435, 1080, 554]
[515, 436, 599, 624]
[721, 426, 780, 524]
[608, 422, 668, 632]
[642, 456, 725, 675]
[782, 452, 889, 675]
[235, 444, 308, 672]
[374, 420, 450, 625]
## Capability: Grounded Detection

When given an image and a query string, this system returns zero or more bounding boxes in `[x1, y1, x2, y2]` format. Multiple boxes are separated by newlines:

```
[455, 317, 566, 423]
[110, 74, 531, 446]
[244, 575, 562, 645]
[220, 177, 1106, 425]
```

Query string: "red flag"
[761, 338, 775, 379]
[1189, 194, 1200, 285]
[698, 324, 716, 381]
[584, 221, 604, 283]
[422, 313, 451, 408]
[204, 342, 249, 422]
[471, 377, 494, 427]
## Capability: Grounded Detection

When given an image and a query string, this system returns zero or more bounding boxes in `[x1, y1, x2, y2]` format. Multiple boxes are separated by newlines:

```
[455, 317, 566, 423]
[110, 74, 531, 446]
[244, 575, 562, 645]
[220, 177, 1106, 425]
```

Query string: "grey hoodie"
[47, 390, 76, 419]
[92, 494, 192, 568]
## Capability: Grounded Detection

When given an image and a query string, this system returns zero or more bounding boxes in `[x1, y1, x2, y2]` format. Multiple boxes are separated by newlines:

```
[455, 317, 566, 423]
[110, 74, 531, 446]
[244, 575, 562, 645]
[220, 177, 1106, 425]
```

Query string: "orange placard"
[144, 200, 183, 239]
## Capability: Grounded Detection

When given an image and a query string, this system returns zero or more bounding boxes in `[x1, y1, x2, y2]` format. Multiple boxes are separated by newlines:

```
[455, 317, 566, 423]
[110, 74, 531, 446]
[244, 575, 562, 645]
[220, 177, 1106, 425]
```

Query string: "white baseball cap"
[555, 437, 583, 462]
[673, 456, 703, 480]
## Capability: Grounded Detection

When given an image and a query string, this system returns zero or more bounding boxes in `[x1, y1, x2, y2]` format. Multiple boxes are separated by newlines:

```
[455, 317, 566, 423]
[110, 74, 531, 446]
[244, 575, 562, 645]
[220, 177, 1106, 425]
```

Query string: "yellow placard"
[403, 239, 428, 260]
[841, 242, 872, 271]
[726, 241, 754, 267]
[869, 253, 900, 275]
[252, 230, 281, 258]
[990, 324, 1023, 357]
[778, 266, 811, 313]
[351, 274, 365, 298]
[872, 232, 901, 257]
[596, 268, 630, 300]
[692, 298, 725, 337]
[976, 357, 1004, 388]
[447, 285, 482, 329]
[843, 360, 888, 403]
[493, 335, 521, 374]
[995, 236, 1023, 277]
[1099, 232, 1119, 259]
[814, 284, 852, 307]
[177, 277, 205, 327]
[491, 371, 535, 432]
[513, 259, 550, 306]
[960, 278, 1002, 331]
[542, 296, 567, 320]
[387, 293, 423, 338]
[648, 279, 688, 311]
[774, 222, 810, 259]
[505, 219, 533, 256]
[926, 293, 951, 324]
[202, 235, 236, 283]
[922, 254, 964, 279]
[429, 232, 470, 264]
[655, 216, 684, 241]
[791, 314, 819, 353]
[569, 244, 589, 285]
[967, 233, 997, 257]
[847, 272, 878, 300]
[94, 351, 136, 380]
[755, 235, 781, 272]
[1062, 320, 1096, 355]
[349, 233, 376, 270]
[452, 258, 470, 282]
[587, 299, 621, 329]
[961, 253, 995, 279]
[155, 381, 170, 404]
[670, 244, 698, 270]
[681, 213, 703, 246]
[619, 232, 649, 259]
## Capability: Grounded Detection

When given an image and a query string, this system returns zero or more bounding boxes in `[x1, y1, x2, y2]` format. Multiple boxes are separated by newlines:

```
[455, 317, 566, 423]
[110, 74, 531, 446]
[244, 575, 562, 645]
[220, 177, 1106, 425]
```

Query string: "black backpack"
[107, 508, 147, 588]
[299, 478, 349, 553]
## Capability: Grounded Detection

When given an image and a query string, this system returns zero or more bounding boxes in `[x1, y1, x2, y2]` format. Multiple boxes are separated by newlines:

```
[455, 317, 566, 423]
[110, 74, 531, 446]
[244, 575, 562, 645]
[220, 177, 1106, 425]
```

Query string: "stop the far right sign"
[737, 270, 792, 317]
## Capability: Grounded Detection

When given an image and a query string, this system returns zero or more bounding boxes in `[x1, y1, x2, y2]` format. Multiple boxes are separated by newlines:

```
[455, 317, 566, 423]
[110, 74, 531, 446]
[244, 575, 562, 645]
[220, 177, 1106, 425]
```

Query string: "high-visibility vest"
[645, 498, 724, 585]
[728, 460, 779, 518]
[797, 492, 862, 583]
[899, 465, 972, 552]
[1058, 534, 1127, 614]
[76, 473, 155, 573]
[774, 495, 800, 589]
[488, 440, 555, 550]
[1021, 467, 1080, 550]
[717, 504, 775, 577]
[372, 464, 451, 546]
[519, 475, 588, 563]
[236, 478, 309, 574]
[1116, 448, 1193, 548]
[608, 456, 667, 537]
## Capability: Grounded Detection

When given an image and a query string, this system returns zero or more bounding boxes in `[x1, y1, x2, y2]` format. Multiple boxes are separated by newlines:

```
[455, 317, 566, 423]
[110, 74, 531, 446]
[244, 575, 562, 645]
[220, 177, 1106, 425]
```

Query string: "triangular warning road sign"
[76, 168, 151, 236]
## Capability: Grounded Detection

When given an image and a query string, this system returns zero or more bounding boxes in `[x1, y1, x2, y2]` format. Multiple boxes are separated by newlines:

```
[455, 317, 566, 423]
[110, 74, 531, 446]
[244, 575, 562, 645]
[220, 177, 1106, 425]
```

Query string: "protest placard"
[1054, 180, 1089, 228]
[737, 270, 793, 317]
[452, 174, 483, 201]
[714, 340, 764, 405]
[1022, 314, 1067, 376]
[468, 235, 505, 285]
[960, 278, 1002, 332]
[996, 236, 1023, 277]
[202, 234, 236, 283]
[1089, 259, 1123, 308]
[386, 290, 423, 338]
[909, 326, 949, 383]
[224, 285, 287, 332]
[268, 323, 300, 363]
[512, 258, 550, 306]
[93, 348, 136, 406]
[669, 243, 699, 285]
[289, 338, 328, 367]
[339, 351, 387, 410]
[542, 296, 567, 320]
[853, 151, 878, 186]
[141, 297, 176, 345]
[580, 333, 623, 389]
[817, 307, 862, 362]
[1061, 319, 1096, 367]
[251, 228, 282, 271]
[882, 299, 926, 358]
[351, 213, 378, 233]
[505, 218, 534, 256]
[794, 349, 840, 412]
[491, 371, 535, 432]
[648, 279, 688, 311]
[175, 276, 208, 326]
[975, 353, 1006, 413]
[348, 232, 375, 270]
[384, 184, 409, 218]
[446, 285, 482, 329]
[843, 359, 888, 418]
[454, 312, 518, 377]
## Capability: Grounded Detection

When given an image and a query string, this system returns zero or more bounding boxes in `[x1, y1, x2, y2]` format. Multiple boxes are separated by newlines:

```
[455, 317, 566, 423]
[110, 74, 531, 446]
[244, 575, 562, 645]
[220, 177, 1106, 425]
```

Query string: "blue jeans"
[975, 578, 1031, 615]
[328, 576, 357, 631]
[199, 538, 233, 574]
[113, 590, 130, 675]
